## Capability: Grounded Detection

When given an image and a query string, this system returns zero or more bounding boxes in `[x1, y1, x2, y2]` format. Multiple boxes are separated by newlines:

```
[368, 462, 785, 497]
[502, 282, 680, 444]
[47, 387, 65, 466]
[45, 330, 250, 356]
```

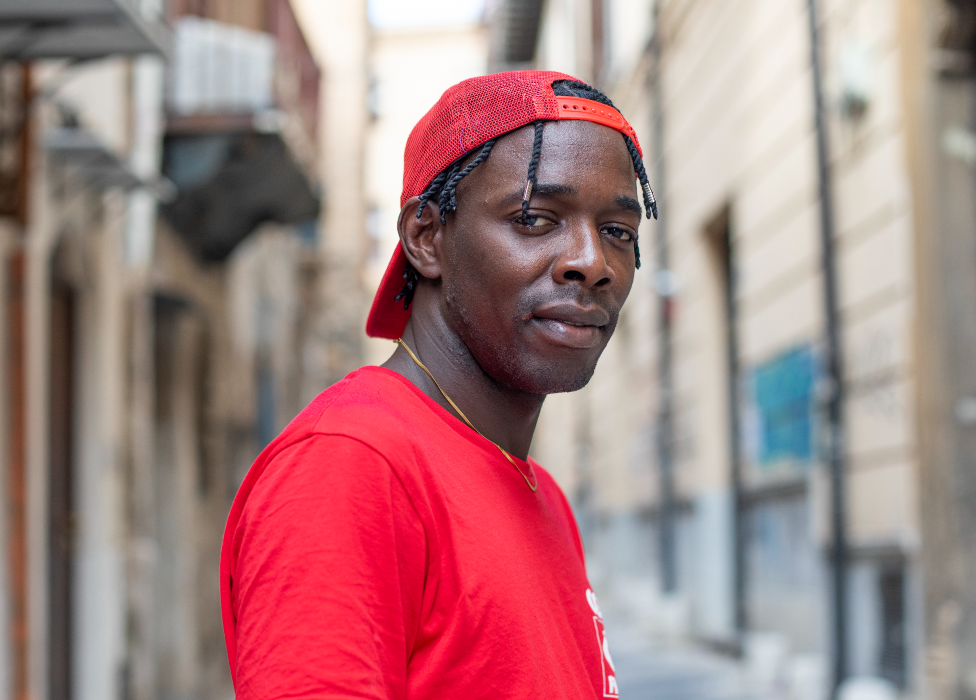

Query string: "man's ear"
[398, 197, 444, 281]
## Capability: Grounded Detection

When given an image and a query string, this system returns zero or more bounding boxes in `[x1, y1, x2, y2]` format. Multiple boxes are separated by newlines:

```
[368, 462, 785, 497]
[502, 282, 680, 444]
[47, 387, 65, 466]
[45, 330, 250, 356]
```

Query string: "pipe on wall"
[804, 0, 850, 692]
[649, 4, 677, 596]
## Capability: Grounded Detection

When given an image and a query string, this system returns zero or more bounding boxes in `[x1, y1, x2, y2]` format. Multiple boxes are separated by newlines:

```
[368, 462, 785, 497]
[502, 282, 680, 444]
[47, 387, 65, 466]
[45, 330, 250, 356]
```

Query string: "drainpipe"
[804, 0, 849, 691]
[7, 63, 31, 700]
[723, 214, 746, 635]
[650, 6, 677, 595]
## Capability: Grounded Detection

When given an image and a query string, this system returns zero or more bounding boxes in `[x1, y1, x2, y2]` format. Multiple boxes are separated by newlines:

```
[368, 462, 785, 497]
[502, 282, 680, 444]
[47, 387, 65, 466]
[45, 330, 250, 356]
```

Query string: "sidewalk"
[605, 617, 780, 700]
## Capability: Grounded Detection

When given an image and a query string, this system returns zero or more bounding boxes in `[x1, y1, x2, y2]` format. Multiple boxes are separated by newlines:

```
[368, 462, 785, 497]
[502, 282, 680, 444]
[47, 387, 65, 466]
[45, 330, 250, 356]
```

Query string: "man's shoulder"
[282, 366, 429, 451]
[233, 367, 431, 517]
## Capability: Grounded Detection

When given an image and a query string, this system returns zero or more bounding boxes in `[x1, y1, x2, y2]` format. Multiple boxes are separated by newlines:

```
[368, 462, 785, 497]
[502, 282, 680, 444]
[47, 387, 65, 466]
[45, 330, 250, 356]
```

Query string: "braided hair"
[549, 81, 657, 223]
[396, 79, 655, 309]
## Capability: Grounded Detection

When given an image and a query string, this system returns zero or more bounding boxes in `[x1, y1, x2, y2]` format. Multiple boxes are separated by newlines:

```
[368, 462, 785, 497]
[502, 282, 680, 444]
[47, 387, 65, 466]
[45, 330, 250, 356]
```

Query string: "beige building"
[515, 0, 976, 697]
[0, 6, 172, 698]
[0, 1, 367, 699]
[5, 1, 972, 699]
[293, 0, 372, 391]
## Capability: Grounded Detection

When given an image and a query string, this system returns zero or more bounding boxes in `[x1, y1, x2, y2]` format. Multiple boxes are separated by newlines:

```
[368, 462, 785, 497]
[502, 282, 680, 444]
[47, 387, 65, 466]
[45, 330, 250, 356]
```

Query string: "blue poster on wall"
[747, 345, 817, 471]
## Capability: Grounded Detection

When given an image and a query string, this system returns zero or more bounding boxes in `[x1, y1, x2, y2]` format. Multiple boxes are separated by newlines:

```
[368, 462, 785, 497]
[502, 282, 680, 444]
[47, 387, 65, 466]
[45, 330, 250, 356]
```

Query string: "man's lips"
[528, 303, 611, 349]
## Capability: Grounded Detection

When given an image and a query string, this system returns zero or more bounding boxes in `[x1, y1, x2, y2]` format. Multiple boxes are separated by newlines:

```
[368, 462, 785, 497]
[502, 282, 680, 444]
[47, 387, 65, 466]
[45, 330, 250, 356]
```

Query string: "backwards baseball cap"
[366, 70, 654, 340]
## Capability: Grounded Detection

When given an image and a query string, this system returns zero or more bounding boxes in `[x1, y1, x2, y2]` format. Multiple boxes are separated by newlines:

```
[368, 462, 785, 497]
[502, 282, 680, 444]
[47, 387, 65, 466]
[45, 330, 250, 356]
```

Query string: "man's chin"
[457, 320, 607, 396]
[496, 357, 599, 396]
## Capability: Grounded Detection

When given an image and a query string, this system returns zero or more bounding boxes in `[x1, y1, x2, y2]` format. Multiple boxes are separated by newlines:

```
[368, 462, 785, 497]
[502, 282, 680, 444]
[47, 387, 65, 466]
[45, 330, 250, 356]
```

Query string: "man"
[221, 71, 656, 699]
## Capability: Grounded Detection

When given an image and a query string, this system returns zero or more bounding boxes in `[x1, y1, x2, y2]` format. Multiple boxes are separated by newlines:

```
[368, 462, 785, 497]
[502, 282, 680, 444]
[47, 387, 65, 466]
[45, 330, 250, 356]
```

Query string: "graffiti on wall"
[743, 345, 817, 475]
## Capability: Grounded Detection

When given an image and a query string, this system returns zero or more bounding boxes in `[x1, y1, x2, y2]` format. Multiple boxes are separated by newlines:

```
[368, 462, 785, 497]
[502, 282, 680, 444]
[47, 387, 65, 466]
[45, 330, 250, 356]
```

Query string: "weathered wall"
[529, 0, 925, 685]
[293, 0, 372, 391]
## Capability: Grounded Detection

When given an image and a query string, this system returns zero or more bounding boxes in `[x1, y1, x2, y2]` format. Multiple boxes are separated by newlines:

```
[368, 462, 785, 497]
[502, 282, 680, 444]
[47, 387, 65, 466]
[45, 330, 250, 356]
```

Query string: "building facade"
[0, 1, 347, 699]
[511, 0, 976, 697]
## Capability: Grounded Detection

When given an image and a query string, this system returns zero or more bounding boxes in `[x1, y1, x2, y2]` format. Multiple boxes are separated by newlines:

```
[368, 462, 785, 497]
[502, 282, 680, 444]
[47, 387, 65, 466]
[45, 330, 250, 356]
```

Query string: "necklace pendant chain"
[396, 338, 538, 492]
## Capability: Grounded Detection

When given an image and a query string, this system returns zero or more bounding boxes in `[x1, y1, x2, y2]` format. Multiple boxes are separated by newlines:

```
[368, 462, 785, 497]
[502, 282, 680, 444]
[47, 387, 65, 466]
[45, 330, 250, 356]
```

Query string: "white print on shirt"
[585, 588, 618, 698]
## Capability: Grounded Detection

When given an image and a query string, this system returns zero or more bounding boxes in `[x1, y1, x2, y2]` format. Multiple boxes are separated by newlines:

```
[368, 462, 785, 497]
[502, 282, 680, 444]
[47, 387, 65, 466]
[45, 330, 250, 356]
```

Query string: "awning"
[0, 0, 171, 60]
[491, 0, 545, 69]
[160, 132, 320, 262]
[941, 0, 976, 53]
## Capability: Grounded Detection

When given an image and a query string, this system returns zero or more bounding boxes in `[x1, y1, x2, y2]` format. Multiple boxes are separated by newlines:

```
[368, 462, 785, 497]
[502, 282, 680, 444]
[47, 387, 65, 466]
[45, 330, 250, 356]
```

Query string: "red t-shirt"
[221, 366, 619, 699]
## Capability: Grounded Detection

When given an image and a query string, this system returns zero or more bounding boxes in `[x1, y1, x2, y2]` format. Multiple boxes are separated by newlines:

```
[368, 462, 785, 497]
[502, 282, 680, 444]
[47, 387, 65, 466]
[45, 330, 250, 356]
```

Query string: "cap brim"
[366, 245, 412, 339]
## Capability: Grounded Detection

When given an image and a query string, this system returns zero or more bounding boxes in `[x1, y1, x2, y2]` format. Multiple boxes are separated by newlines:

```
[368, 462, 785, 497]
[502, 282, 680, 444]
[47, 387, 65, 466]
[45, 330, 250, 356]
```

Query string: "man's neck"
[382, 319, 544, 460]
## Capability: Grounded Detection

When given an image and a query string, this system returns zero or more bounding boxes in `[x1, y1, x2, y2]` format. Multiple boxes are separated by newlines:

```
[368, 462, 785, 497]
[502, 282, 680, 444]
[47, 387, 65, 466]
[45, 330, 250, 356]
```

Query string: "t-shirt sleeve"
[228, 434, 427, 700]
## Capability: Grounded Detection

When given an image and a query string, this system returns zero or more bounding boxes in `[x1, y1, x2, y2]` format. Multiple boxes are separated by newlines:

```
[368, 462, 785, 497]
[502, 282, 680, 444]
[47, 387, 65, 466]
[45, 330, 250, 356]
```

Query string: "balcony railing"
[169, 16, 275, 117]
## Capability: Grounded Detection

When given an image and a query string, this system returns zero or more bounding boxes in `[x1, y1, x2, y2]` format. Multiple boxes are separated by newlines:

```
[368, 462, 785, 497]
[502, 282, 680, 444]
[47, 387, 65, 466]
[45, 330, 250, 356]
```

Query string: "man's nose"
[553, 222, 615, 288]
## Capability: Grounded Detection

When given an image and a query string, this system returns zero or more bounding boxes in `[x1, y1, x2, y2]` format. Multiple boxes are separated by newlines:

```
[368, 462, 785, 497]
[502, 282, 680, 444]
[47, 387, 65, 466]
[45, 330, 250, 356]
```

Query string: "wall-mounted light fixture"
[838, 41, 872, 119]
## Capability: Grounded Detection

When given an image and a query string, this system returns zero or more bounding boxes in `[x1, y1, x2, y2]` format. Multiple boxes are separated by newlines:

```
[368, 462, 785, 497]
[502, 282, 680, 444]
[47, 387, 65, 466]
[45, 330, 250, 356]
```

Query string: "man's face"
[435, 119, 641, 395]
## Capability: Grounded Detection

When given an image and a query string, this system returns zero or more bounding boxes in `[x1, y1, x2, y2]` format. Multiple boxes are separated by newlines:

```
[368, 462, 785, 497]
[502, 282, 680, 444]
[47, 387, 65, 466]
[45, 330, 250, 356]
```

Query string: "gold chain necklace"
[396, 338, 538, 492]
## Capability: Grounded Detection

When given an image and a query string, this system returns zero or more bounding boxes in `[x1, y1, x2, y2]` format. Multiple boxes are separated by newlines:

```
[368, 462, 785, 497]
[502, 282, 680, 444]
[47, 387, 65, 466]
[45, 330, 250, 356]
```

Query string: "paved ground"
[605, 618, 773, 700]
[613, 646, 758, 700]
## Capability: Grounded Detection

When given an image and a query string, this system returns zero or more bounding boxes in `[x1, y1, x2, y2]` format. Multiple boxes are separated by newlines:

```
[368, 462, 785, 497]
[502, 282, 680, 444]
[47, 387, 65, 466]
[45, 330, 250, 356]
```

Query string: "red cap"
[366, 70, 645, 340]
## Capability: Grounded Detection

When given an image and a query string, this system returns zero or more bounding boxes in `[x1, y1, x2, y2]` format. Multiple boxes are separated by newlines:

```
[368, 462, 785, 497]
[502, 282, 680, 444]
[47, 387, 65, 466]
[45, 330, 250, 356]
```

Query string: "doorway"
[49, 275, 76, 700]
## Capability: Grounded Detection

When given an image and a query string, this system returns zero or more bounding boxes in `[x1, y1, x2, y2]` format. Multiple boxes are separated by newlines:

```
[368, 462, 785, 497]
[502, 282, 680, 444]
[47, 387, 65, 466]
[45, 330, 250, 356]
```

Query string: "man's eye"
[519, 214, 550, 227]
[604, 227, 635, 242]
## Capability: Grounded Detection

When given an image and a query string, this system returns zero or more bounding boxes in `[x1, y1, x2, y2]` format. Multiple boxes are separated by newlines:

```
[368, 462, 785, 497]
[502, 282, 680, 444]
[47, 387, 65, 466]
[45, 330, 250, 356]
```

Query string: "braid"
[624, 134, 654, 268]
[522, 121, 545, 221]
[396, 138, 497, 308]
[393, 263, 420, 310]
[440, 138, 497, 223]
[552, 79, 618, 108]
[625, 135, 657, 221]
[435, 161, 463, 224]
[552, 80, 656, 270]
[415, 168, 451, 219]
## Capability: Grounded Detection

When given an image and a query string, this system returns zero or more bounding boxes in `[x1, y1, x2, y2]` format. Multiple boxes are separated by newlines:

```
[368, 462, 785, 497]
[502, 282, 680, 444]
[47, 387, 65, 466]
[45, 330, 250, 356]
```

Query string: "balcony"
[168, 17, 275, 120]
[160, 2, 320, 262]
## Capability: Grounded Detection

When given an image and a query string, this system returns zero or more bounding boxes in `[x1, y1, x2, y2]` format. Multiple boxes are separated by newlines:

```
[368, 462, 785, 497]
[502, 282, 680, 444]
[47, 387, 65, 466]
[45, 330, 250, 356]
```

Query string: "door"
[50, 278, 75, 700]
